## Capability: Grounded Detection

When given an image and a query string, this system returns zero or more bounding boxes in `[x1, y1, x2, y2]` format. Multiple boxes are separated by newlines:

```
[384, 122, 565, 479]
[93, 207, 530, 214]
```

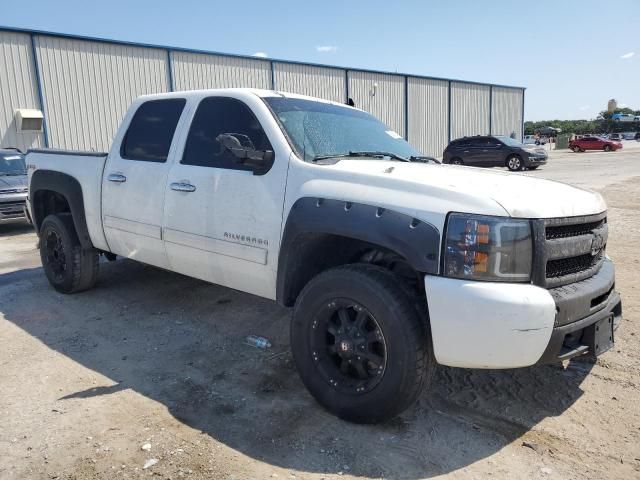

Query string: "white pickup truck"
[27, 88, 622, 423]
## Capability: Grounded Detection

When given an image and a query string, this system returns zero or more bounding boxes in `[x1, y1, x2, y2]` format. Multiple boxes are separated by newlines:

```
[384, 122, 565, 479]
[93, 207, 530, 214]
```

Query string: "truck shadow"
[0, 220, 33, 236]
[0, 260, 593, 479]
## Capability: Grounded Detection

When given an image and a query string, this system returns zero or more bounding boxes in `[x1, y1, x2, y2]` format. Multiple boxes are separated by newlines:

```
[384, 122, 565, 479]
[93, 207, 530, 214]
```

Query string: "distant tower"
[607, 99, 618, 112]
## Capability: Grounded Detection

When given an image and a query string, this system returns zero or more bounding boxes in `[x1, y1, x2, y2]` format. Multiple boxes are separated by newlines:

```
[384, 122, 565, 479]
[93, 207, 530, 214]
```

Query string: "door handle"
[463, 150, 470, 153]
[107, 173, 126, 183]
[170, 182, 196, 193]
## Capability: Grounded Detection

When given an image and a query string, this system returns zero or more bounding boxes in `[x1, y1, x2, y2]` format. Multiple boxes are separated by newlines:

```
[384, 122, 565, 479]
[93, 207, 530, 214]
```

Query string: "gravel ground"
[1, 144, 639, 480]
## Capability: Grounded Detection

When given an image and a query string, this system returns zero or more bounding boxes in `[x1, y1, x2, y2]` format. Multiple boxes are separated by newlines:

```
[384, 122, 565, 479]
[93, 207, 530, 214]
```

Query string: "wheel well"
[277, 232, 424, 307]
[32, 189, 71, 233]
[30, 170, 93, 249]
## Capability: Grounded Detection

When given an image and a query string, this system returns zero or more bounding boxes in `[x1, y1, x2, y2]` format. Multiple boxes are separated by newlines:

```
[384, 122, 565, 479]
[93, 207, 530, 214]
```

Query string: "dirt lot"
[1, 145, 639, 480]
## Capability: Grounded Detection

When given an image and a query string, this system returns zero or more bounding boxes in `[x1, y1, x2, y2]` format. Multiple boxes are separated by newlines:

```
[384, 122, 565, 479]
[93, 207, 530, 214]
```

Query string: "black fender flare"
[30, 170, 93, 249]
[276, 197, 440, 305]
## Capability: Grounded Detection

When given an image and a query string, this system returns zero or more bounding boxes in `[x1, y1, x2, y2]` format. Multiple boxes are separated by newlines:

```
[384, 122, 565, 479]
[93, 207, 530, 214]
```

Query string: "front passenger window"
[182, 97, 273, 172]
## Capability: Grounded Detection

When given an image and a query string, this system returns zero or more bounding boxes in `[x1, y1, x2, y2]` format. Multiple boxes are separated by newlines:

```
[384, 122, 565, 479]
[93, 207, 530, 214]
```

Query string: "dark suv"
[443, 135, 548, 171]
[0, 149, 29, 222]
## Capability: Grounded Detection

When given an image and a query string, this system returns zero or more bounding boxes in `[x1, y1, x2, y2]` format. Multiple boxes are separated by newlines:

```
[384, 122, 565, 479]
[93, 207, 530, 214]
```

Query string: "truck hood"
[328, 160, 606, 218]
[0, 174, 28, 192]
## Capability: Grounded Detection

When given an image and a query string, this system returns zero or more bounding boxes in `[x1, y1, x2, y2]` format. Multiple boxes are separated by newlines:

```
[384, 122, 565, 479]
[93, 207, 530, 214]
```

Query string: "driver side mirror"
[216, 133, 274, 174]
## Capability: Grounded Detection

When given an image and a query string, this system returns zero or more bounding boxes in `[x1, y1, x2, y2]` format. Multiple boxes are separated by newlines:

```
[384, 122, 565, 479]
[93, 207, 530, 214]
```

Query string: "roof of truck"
[136, 88, 350, 108]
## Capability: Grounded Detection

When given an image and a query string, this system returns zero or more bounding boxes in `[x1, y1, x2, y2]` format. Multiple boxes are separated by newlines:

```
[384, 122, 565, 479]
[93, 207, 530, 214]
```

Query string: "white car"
[523, 135, 548, 145]
[26, 89, 622, 423]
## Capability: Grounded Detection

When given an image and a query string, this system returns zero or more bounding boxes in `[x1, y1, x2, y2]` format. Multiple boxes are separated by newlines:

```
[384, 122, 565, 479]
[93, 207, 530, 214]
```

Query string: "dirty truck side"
[27, 88, 622, 423]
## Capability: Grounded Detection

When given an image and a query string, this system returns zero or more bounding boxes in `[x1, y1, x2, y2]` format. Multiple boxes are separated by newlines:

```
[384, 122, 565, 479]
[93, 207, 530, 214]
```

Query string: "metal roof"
[0, 25, 526, 91]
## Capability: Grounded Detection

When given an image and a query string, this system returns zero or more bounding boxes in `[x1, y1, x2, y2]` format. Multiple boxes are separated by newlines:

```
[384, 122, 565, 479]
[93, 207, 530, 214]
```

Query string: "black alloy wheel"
[44, 228, 67, 283]
[39, 214, 99, 294]
[310, 299, 387, 395]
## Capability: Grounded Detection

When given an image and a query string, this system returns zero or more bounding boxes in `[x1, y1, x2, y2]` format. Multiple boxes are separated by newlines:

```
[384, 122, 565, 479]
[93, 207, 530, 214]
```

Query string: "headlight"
[443, 213, 532, 282]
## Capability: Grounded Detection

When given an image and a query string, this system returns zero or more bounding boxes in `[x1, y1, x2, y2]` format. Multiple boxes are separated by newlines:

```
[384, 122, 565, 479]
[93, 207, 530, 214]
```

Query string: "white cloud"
[620, 51, 635, 59]
[316, 45, 339, 53]
[252, 51, 268, 58]
[579, 105, 590, 111]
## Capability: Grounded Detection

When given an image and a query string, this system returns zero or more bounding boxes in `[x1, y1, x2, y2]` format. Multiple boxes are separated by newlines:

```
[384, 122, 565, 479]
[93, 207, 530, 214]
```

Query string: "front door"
[162, 95, 289, 299]
[102, 98, 187, 269]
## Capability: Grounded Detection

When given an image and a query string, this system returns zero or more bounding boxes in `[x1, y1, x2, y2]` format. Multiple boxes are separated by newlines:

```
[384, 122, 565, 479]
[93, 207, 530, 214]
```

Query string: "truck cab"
[27, 89, 622, 423]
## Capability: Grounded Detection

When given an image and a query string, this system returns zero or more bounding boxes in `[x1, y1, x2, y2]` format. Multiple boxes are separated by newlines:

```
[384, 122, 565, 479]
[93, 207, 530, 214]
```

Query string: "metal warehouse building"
[0, 26, 525, 157]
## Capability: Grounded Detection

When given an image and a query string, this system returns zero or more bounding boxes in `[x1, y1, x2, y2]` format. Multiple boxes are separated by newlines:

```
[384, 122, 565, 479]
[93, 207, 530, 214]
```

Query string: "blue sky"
[2, 0, 639, 121]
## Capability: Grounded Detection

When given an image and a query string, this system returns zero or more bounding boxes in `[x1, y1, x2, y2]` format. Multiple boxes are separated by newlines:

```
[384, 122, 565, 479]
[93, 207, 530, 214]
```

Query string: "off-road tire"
[39, 214, 99, 294]
[291, 264, 434, 423]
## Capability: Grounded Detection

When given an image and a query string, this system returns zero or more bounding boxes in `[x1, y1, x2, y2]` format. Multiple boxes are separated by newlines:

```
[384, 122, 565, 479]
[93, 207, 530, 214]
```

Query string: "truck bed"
[26, 148, 110, 251]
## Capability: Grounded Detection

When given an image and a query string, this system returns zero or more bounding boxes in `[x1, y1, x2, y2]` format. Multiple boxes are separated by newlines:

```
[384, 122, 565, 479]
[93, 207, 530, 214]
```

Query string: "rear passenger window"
[181, 97, 272, 171]
[121, 99, 186, 162]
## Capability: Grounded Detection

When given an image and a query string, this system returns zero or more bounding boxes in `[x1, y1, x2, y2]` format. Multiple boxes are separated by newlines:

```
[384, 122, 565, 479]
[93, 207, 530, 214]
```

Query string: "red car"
[569, 136, 622, 152]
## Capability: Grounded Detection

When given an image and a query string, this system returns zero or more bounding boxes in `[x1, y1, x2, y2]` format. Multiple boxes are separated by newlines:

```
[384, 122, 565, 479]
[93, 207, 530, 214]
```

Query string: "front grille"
[534, 213, 608, 288]
[0, 201, 25, 215]
[546, 218, 606, 240]
[547, 251, 603, 278]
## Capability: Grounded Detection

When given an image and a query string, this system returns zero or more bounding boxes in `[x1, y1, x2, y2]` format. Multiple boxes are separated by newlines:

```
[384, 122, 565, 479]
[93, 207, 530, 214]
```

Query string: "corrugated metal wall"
[450, 82, 490, 140]
[407, 77, 448, 157]
[348, 71, 406, 138]
[491, 86, 523, 139]
[35, 35, 169, 151]
[273, 63, 345, 102]
[0, 31, 44, 152]
[172, 51, 271, 91]
[0, 28, 525, 155]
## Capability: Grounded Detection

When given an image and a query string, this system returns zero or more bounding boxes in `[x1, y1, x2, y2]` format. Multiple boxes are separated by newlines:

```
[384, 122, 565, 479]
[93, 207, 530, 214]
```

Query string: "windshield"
[264, 97, 421, 161]
[495, 136, 524, 147]
[0, 153, 26, 175]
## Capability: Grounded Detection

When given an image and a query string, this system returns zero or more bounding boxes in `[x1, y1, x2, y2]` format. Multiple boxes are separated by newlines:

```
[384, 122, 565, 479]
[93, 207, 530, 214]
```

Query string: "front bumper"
[424, 258, 621, 369]
[525, 155, 548, 167]
[0, 192, 28, 222]
[537, 290, 621, 364]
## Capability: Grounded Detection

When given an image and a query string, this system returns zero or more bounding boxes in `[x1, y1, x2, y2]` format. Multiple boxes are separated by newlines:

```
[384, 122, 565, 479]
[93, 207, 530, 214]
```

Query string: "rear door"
[477, 137, 505, 166]
[449, 139, 473, 164]
[581, 137, 597, 150]
[162, 94, 289, 300]
[102, 98, 187, 268]
[591, 137, 605, 149]
[463, 137, 488, 165]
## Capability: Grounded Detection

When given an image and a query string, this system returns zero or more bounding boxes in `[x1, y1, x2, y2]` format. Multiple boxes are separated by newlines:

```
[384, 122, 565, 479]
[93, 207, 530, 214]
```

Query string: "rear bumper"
[424, 258, 621, 368]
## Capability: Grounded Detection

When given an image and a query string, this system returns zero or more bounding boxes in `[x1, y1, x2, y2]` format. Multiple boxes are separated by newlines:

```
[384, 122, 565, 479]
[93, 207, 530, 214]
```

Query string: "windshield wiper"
[409, 155, 441, 164]
[312, 151, 410, 162]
